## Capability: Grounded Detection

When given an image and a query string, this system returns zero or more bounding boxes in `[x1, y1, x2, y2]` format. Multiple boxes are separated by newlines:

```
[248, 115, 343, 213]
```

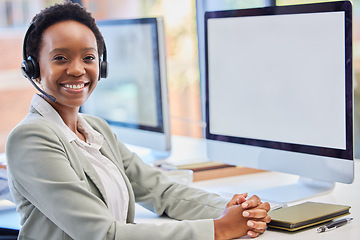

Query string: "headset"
[21, 22, 108, 103]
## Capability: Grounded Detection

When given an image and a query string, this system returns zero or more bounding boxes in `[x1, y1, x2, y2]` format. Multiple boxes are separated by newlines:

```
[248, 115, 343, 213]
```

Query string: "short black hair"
[25, 1, 105, 60]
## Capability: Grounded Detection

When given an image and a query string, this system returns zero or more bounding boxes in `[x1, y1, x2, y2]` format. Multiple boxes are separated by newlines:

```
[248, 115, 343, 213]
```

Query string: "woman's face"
[38, 20, 99, 109]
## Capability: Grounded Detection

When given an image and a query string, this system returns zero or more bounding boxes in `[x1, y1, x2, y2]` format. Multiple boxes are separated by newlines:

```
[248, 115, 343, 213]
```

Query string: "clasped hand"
[214, 193, 271, 240]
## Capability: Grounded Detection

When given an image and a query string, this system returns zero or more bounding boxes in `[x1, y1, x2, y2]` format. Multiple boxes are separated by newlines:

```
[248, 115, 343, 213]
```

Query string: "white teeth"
[64, 83, 85, 89]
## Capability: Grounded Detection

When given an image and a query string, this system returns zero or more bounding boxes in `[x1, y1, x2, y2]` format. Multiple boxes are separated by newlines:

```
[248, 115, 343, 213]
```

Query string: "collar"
[31, 94, 104, 149]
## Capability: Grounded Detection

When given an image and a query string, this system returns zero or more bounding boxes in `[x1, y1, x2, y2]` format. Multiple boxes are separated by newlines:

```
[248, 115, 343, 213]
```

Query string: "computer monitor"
[204, 1, 353, 203]
[81, 17, 171, 160]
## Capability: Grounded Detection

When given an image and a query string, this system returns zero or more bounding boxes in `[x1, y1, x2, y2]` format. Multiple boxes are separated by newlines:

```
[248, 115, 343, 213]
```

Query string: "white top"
[31, 94, 129, 223]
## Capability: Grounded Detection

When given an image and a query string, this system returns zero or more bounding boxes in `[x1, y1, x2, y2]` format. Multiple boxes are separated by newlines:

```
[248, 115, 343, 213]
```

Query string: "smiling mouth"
[62, 83, 89, 90]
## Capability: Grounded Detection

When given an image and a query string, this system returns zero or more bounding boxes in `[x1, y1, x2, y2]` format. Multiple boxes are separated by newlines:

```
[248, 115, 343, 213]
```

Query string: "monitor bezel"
[204, 1, 353, 160]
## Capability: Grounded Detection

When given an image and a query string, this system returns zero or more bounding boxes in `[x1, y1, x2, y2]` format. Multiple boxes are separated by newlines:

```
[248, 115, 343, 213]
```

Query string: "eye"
[84, 55, 95, 62]
[52, 55, 67, 61]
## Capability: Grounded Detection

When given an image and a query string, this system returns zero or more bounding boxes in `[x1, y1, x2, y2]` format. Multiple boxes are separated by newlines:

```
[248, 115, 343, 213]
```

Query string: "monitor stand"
[249, 177, 335, 204]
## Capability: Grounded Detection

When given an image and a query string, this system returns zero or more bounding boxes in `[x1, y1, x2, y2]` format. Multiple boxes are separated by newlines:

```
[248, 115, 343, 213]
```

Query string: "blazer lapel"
[72, 141, 109, 206]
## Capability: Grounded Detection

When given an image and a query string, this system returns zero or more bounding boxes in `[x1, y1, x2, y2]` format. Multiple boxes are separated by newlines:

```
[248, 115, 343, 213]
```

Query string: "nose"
[66, 59, 85, 77]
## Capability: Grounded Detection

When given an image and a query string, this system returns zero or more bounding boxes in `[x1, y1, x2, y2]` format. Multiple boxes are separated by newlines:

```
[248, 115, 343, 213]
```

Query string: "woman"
[6, 2, 270, 240]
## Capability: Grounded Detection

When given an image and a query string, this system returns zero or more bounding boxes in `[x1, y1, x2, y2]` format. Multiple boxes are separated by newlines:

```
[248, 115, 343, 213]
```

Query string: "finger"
[263, 215, 272, 223]
[248, 215, 271, 224]
[257, 202, 271, 212]
[235, 193, 248, 205]
[226, 194, 247, 207]
[247, 231, 260, 238]
[242, 209, 268, 218]
[247, 220, 267, 233]
[241, 195, 262, 209]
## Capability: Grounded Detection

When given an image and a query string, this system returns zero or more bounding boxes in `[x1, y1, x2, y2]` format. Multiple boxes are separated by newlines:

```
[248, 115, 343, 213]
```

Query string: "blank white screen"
[208, 11, 346, 149]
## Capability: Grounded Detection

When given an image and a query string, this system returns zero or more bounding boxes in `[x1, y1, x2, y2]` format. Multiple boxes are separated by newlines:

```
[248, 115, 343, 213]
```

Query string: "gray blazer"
[6, 107, 228, 240]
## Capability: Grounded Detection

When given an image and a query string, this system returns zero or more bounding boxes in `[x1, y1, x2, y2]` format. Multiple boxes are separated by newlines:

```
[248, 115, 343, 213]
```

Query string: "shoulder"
[5, 111, 68, 167]
[6, 112, 62, 148]
[9, 110, 58, 138]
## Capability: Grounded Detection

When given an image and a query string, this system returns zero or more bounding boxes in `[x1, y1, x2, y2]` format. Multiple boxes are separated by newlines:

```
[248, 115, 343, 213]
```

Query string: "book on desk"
[158, 161, 266, 182]
[268, 201, 351, 231]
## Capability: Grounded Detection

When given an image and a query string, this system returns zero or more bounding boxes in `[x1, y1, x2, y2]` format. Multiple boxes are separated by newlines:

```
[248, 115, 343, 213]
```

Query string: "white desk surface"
[133, 161, 360, 239]
[1, 136, 359, 239]
[133, 136, 360, 239]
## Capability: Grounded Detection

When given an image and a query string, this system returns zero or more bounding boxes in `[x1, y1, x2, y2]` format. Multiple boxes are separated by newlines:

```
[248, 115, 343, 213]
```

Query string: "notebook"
[268, 201, 351, 231]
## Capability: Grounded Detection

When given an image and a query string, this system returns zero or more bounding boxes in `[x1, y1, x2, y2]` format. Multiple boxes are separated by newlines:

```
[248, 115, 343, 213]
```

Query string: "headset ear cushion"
[21, 56, 40, 79]
[100, 61, 108, 79]
[21, 59, 32, 79]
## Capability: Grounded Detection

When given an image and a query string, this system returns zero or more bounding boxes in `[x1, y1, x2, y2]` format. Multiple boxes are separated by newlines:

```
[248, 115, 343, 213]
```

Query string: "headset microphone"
[21, 60, 57, 103]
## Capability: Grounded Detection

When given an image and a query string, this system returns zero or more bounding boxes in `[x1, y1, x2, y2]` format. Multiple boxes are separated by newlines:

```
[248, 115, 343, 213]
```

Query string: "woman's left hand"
[226, 193, 271, 238]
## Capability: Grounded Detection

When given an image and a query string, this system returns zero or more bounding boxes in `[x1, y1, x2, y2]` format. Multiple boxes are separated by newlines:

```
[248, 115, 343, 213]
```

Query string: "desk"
[134, 159, 360, 239]
[1, 136, 359, 239]
[133, 136, 360, 239]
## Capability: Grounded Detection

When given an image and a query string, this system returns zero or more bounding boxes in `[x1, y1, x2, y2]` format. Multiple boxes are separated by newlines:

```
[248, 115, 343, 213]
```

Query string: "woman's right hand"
[214, 195, 271, 240]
